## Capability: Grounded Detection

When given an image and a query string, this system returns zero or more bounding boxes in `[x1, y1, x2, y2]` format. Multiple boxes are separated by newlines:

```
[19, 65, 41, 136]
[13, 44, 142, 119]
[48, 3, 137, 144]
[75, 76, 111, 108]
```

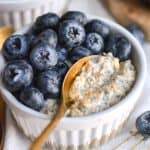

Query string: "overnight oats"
[1, 11, 137, 117]
[42, 53, 136, 117]
[1, 10, 146, 150]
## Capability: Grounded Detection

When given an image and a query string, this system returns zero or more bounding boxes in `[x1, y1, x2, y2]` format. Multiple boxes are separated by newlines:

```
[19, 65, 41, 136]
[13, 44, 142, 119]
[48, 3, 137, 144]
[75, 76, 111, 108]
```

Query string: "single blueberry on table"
[85, 19, 110, 39]
[105, 34, 132, 61]
[2, 60, 33, 92]
[30, 43, 58, 70]
[2, 34, 29, 60]
[20, 87, 45, 111]
[126, 24, 145, 44]
[84, 32, 104, 54]
[69, 46, 92, 63]
[36, 69, 62, 99]
[61, 11, 87, 25]
[56, 45, 68, 61]
[32, 29, 57, 48]
[33, 12, 60, 33]
[59, 20, 85, 49]
[136, 111, 150, 138]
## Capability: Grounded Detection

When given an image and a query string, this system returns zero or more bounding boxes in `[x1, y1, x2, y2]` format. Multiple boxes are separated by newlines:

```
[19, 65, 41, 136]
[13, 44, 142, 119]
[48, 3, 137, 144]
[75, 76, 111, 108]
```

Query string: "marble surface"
[4, 0, 150, 150]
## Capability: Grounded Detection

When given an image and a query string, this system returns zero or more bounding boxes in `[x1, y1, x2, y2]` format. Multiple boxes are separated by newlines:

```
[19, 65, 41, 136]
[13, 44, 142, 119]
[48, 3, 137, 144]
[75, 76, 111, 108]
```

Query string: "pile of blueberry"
[2, 11, 142, 112]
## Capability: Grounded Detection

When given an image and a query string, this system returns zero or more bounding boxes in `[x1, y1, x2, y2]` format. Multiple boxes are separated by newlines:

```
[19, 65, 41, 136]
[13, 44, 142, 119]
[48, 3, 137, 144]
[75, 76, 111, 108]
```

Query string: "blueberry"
[126, 24, 145, 44]
[85, 19, 110, 38]
[61, 11, 87, 25]
[105, 34, 132, 61]
[2, 60, 33, 92]
[2, 35, 29, 60]
[84, 33, 104, 54]
[30, 43, 58, 70]
[136, 111, 150, 138]
[24, 32, 36, 48]
[33, 13, 60, 33]
[20, 87, 45, 111]
[36, 69, 62, 98]
[59, 20, 85, 48]
[69, 46, 92, 63]
[56, 45, 68, 61]
[50, 61, 69, 78]
[32, 29, 57, 48]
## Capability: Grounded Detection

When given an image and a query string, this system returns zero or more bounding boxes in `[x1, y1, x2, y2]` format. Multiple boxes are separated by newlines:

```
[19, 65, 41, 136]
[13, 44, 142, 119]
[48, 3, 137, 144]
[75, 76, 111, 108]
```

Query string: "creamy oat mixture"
[41, 53, 136, 117]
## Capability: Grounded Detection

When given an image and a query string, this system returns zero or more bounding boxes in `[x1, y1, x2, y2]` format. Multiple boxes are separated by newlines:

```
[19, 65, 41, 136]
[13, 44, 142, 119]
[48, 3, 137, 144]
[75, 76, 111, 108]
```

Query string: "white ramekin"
[0, 16, 147, 149]
[0, 0, 69, 29]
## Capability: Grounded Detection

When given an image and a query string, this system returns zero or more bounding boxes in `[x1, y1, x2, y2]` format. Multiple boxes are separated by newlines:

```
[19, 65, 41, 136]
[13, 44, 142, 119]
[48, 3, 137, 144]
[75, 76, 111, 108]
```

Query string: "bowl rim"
[0, 15, 147, 122]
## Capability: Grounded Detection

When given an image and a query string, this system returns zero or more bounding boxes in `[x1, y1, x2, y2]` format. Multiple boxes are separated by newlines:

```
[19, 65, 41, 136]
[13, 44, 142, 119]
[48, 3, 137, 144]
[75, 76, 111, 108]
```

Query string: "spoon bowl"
[62, 55, 93, 105]
[31, 55, 94, 150]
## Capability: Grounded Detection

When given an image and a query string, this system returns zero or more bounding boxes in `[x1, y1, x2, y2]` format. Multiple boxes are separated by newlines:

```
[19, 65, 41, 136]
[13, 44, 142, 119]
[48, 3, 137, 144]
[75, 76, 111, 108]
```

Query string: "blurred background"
[0, 0, 150, 41]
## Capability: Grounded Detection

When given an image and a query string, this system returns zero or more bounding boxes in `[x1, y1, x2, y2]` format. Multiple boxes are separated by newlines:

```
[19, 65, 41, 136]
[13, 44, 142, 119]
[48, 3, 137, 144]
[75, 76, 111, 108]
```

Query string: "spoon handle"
[31, 103, 67, 150]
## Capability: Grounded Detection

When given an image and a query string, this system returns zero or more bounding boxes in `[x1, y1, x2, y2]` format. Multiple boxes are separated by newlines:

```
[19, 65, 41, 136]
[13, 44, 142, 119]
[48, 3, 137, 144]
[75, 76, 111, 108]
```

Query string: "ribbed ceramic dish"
[0, 16, 147, 150]
[0, 0, 69, 29]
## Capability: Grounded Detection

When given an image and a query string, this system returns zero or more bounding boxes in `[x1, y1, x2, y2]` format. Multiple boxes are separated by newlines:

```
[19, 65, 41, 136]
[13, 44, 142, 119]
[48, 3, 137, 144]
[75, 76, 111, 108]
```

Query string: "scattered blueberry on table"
[136, 111, 150, 138]
[2, 11, 135, 111]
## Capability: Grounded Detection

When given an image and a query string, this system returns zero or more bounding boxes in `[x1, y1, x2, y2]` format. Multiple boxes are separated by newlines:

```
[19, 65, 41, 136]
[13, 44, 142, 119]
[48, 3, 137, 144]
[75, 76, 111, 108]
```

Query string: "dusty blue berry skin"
[56, 45, 68, 61]
[59, 20, 85, 49]
[69, 46, 92, 63]
[2, 60, 33, 92]
[36, 69, 62, 99]
[33, 13, 60, 33]
[84, 33, 104, 54]
[20, 87, 45, 111]
[30, 43, 58, 70]
[136, 111, 150, 138]
[85, 19, 110, 38]
[32, 29, 57, 48]
[126, 24, 145, 44]
[24, 32, 36, 48]
[2, 35, 29, 60]
[105, 34, 132, 61]
[50, 61, 69, 78]
[61, 11, 87, 25]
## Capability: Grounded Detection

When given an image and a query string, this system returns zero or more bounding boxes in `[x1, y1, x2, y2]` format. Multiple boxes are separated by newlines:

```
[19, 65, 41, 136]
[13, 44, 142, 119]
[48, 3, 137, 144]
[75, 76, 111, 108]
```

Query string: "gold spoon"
[31, 55, 93, 150]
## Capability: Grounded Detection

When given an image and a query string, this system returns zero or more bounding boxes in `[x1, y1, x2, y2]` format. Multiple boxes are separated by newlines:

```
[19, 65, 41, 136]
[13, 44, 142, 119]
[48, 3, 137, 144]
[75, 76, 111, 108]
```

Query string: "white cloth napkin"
[3, 0, 150, 149]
